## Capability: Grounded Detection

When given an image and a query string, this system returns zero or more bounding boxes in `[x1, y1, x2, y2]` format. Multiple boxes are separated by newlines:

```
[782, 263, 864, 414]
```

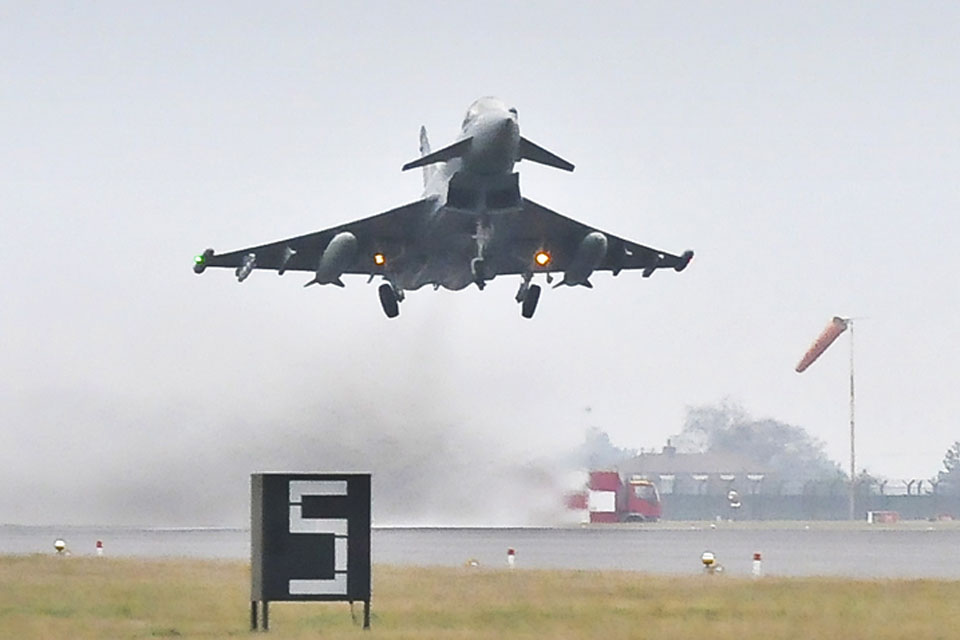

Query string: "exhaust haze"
[2, 310, 583, 526]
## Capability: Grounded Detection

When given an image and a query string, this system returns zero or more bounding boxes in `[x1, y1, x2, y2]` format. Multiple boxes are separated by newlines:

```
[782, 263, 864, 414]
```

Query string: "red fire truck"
[580, 471, 662, 523]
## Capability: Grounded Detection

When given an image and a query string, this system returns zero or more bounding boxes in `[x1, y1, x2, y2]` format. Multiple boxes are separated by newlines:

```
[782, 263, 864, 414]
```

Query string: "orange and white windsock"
[796, 317, 849, 373]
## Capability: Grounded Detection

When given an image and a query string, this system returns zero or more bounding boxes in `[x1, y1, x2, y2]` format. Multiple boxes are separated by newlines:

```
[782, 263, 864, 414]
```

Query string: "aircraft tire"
[471, 257, 487, 290]
[378, 283, 400, 318]
[521, 284, 541, 319]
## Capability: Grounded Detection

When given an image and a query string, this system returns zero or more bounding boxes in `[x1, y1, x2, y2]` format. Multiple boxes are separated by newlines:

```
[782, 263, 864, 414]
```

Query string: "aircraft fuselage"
[407, 98, 525, 292]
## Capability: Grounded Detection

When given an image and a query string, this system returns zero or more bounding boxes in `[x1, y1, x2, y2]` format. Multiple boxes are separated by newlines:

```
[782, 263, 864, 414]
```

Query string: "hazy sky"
[2, 2, 958, 525]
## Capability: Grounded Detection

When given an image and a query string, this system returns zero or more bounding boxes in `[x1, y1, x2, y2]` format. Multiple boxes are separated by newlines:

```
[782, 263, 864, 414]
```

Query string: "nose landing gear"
[471, 257, 488, 290]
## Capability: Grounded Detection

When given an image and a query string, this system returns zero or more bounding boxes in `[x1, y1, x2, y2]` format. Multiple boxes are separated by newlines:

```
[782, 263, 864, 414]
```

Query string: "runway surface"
[3, 524, 957, 578]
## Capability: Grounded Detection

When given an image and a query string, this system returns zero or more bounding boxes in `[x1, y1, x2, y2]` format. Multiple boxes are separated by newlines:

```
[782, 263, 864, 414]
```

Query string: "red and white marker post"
[507, 548, 516, 569]
[96, 540, 104, 557]
[752, 552, 762, 578]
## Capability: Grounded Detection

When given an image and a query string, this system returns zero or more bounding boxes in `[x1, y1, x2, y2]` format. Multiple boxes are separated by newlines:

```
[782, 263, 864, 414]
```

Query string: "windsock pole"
[796, 316, 858, 520]
[848, 320, 856, 521]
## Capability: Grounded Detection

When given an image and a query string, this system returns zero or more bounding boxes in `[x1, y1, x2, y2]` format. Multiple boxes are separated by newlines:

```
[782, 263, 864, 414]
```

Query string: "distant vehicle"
[193, 97, 693, 318]
[580, 471, 662, 523]
[625, 478, 662, 522]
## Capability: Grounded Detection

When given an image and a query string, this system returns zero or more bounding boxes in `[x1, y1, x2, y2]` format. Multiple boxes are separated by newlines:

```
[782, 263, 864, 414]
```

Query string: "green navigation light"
[194, 254, 205, 265]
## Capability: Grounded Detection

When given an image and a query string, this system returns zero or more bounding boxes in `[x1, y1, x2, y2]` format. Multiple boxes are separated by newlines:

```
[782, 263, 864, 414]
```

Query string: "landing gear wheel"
[521, 284, 541, 319]
[471, 257, 487, 290]
[378, 283, 400, 318]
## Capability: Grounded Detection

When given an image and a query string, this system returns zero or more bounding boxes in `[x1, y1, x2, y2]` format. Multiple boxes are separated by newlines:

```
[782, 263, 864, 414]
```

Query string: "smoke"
[672, 400, 844, 484]
[1, 343, 580, 527]
[1, 264, 607, 528]
[573, 426, 639, 469]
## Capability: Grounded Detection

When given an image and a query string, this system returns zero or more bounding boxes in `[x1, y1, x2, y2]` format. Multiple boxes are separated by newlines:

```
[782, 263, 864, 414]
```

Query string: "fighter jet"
[193, 97, 693, 318]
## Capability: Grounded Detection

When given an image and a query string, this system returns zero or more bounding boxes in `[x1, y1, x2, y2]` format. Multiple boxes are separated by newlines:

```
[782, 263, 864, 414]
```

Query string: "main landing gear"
[378, 283, 402, 318]
[378, 273, 544, 320]
[515, 273, 542, 319]
[521, 285, 541, 319]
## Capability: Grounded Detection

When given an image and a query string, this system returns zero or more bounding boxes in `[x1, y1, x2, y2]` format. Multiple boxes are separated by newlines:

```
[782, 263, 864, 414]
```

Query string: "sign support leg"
[363, 600, 371, 629]
[263, 600, 270, 631]
[251, 601, 258, 631]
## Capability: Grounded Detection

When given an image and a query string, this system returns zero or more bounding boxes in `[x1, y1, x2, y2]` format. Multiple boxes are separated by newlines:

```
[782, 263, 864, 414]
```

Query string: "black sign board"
[251, 473, 371, 630]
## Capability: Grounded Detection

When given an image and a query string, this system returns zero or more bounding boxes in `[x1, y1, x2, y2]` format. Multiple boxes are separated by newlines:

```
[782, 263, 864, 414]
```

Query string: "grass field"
[2, 555, 959, 639]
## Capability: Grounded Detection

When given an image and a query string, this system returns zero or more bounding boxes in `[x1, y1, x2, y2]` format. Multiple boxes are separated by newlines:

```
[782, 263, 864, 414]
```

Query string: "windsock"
[796, 317, 848, 373]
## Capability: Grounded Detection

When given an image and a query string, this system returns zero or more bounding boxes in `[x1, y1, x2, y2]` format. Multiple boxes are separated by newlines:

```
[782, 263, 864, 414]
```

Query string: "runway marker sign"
[250, 473, 371, 631]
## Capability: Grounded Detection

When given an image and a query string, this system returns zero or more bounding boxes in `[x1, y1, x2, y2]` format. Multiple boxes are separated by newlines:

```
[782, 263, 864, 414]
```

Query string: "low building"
[616, 442, 773, 497]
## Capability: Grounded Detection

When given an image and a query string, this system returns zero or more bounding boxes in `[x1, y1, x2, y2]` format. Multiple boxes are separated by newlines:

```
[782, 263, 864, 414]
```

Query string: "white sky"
[2, 2, 958, 524]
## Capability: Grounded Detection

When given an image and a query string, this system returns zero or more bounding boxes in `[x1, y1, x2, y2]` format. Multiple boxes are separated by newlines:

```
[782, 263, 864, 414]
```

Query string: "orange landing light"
[535, 251, 551, 267]
[373, 253, 386, 266]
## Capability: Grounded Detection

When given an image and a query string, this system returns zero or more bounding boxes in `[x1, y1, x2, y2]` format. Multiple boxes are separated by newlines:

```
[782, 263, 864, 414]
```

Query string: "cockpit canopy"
[462, 97, 517, 130]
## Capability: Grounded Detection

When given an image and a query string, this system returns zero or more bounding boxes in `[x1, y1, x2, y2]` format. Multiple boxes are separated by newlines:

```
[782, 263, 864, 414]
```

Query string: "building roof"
[617, 450, 772, 476]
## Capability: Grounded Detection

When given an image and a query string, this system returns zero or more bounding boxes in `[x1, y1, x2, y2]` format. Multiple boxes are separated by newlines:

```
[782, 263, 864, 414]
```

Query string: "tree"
[936, 441, 960, 493]
[573, 427, 638, 469]
[672, 401, 843, 483]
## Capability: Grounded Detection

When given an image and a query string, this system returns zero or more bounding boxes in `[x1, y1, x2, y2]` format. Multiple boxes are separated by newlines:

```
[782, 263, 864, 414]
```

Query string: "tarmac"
[4, 521, 959, 578]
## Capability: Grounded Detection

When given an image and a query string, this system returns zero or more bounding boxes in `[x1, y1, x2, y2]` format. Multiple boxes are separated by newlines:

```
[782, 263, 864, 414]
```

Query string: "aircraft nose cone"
[464, 110, 520, 175]
[496, 114, 518, 138]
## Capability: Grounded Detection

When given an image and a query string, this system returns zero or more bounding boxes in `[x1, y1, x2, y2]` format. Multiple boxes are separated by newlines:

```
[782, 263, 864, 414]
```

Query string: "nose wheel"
[378, 283, 400, 318]
[471, 257, 488, 290]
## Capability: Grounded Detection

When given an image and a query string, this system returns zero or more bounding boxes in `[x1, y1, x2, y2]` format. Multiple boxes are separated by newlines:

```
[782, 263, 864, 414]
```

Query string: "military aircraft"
[193, 97, 693, 318]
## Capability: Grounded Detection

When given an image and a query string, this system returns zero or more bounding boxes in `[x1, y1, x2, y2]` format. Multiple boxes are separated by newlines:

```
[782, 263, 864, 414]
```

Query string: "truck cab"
[621, 477, 662, 522]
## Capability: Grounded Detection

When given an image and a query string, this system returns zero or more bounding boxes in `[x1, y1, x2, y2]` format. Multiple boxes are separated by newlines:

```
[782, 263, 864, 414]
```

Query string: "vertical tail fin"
[419, 126, 433, 187]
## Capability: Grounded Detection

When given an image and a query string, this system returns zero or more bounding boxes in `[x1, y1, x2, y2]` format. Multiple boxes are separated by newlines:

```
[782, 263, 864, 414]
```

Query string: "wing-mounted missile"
[304, 231, 358, 287]
[556, 232, 608, 287]
[236, 253, 256, 282]
[277, 246, 297, 275]
[643, 254, 665, 278]
[642, 249, 694, 278]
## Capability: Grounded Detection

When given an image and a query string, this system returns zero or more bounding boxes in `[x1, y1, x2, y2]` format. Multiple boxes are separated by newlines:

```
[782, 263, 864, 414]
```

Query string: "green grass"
[2, 555, 959, 639]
